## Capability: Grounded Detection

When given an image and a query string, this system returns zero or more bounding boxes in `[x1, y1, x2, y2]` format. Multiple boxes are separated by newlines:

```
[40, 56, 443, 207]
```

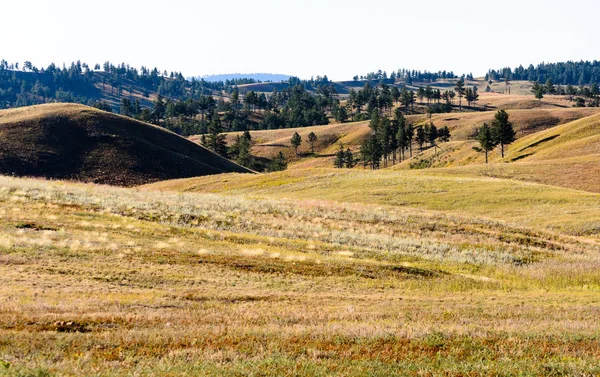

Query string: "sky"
[2, 0, 599, 81]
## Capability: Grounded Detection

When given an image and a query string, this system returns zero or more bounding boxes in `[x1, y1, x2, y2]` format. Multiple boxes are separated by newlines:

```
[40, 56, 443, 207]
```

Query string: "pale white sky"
[2, 0, 598, 81]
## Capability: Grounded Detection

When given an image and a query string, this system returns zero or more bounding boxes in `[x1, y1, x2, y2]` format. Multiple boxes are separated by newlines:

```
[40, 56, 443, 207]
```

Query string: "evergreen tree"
[545, 78, 556, 94]
[334, 144, 345, 168]
[120, 98, 133, 117]
[391, 86, 401, 104]
[566, 84, 577, 101]
[203, 116, 228, 157]
[396, 117, 407, 161]
[406, 123, 415, 157]
[335, 105, 349, 123]
[152, 95, 166, 123]
[491, 110, 515, 158]
[532, 81, 544, 100]
[471, 86, 479, 107]
[268, 152, 287, 171]
[230, 134, 252, 167]
[133, 99, 141, 116]
[425, 123, 438, 147]
[475, 123, 497, 163]
[380, 118, 393, 167]
[360, 133, 382, 170]
[290, 132, 302, 155]
[345, 149, 355, 168]
[307, 132, 318, 154]
[438, 126, 451, 142]
[416, 125, 426, 151]
[454, 77, 465, 111]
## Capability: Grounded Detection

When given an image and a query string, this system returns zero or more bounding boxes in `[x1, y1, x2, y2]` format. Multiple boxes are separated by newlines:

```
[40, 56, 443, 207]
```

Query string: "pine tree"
[307, 132, 318, 154]
[438, 126, 451, 142]
[334, 144, 345, 168]
[471, 86, 479, 107]
[406, 124, 415, 157]
[268, 152, 287, 171]
[230, 134, 252, 167]
[204, 116, 228, 157]
[120, 98, 133, 117]
[454, 77, 465, 111]
[545, 78, 556, 94]
[345, 149, 355, 168]
[425, 123, 438, 147]
[566, 84, 577, 102]
[290, 132, 302, 155]
[380, 118, 393, 167]
[360, 133, 382, 170]
[490, 110, 515, 158]
[475, 123, 497, 163]
[416, 125, 426, 151]
[397, 120, 407, 161]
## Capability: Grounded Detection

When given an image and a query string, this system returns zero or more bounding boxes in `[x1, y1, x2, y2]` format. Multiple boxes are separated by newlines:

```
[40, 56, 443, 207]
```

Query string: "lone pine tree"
[290, 132, 302, 155]
[307, 132, 318, 154]
[491, 110, 515, 158]
[475, 123, 497, 163]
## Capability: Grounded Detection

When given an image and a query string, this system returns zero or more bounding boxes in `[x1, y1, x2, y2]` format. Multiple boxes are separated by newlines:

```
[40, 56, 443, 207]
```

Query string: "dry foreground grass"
[1, 171, 600, 376]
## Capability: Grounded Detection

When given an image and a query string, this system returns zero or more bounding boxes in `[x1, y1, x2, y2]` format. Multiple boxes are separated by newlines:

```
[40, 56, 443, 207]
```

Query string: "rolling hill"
[0, 103, 252, 186]
[188, 98, 599, 192]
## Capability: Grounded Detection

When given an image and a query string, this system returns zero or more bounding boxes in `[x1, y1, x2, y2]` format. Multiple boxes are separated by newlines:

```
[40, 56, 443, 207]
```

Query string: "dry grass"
[143, 168, 600, 239]
[2, 175, 600, 375]
[420, 156, 600, 194]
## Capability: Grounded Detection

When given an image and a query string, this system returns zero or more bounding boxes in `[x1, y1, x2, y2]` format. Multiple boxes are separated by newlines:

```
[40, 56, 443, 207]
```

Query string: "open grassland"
[144, 169, 600, 239]
[1, 174, 600, 376]
[419, 156, 600, 194]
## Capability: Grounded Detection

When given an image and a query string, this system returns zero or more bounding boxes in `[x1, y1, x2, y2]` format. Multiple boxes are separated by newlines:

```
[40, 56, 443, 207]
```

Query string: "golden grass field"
[1, 92, 600, 376]
[2, 171, 600, 376]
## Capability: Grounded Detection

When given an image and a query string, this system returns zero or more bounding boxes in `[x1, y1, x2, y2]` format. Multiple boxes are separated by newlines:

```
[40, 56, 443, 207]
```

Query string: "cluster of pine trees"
[357, 109, 450, 170]
[474, 110, 516, 163]
[488, 61, 600, 86]
[199, 119, 287, 172]
[344, 78, 479, 123]
[353, 68, 457, 85]
[531, 79, 600, 106]
[108, 80, 337, 137]
[0, 59, 237, 109]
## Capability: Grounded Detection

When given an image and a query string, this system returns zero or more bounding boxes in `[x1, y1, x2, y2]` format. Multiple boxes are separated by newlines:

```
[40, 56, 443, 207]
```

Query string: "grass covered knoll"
[2, 175, 600, 376]
[507, 111, 600, 162]
[0, 103, 252, 186]
[423, 112, 600, 193]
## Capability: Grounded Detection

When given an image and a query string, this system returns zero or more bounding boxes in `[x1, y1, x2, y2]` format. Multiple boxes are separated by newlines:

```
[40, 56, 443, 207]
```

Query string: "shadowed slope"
[0, 103, 252, 186]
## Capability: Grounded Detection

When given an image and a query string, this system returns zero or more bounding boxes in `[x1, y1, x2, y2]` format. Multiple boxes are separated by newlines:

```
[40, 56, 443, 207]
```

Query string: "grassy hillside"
[2, 174, 600, 376]
[143, 169, 600, 238]
[0, 103, 252, 186]
[508, 112, 600, 161]
[396, 111, 600, 192]
[207, 106, 599, 177]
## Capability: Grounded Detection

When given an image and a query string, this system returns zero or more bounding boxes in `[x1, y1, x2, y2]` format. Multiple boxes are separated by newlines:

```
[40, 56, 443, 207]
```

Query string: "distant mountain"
[199, 73, 292, 83]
